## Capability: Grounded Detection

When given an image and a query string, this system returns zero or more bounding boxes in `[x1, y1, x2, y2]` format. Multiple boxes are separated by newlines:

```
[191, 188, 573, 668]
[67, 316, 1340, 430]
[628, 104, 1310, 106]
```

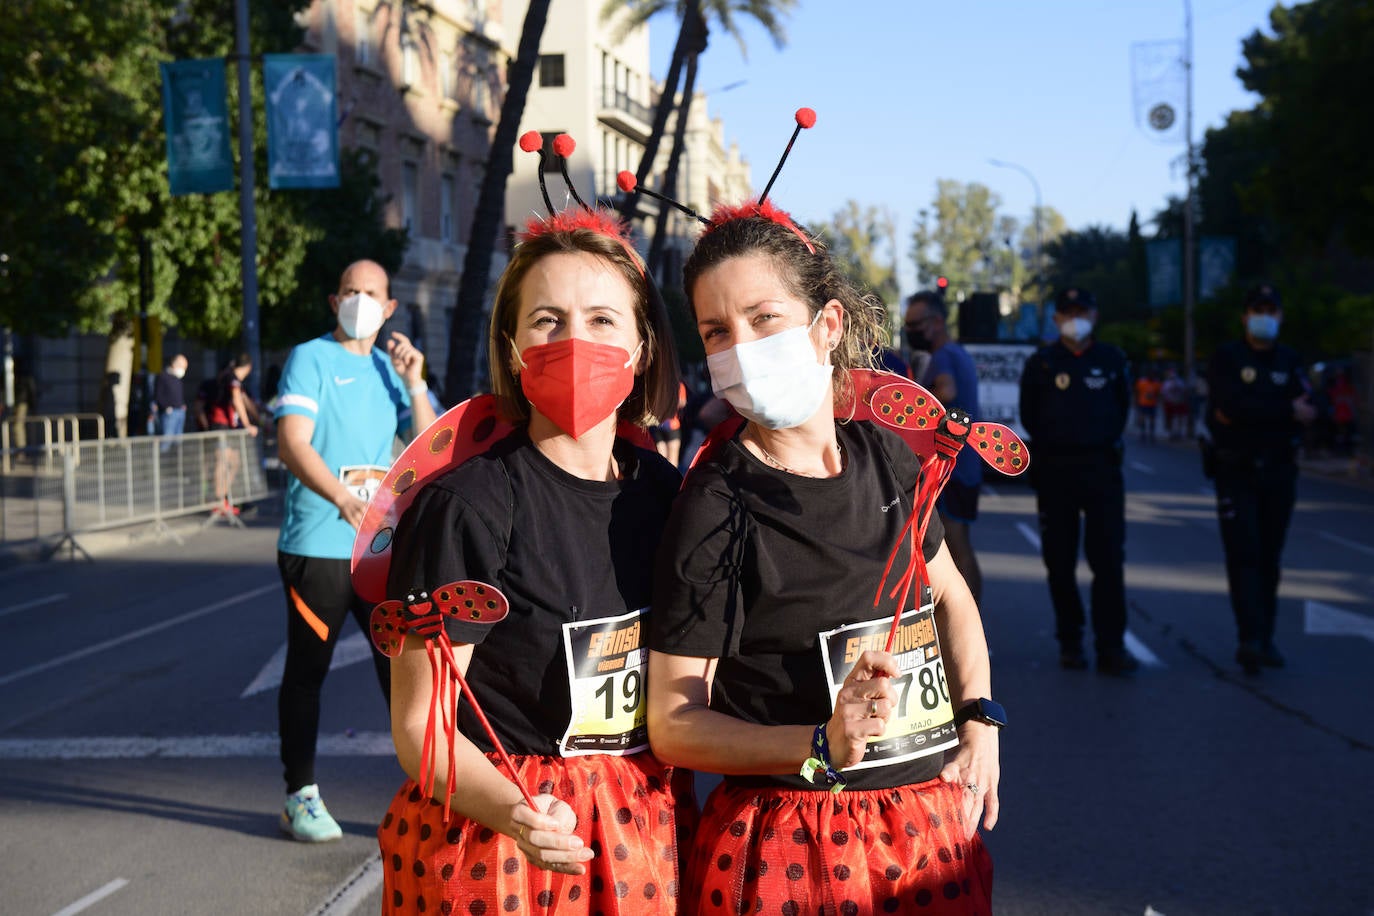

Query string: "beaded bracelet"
[799, 722, 847, 794]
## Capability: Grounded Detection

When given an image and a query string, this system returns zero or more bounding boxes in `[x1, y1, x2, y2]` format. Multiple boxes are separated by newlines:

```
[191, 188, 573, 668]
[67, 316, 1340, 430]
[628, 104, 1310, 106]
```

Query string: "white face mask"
[337, 292, 386, 340]
[1060, 316, 1094, 342]
[168, 366, 186, 379]
[706, 311, 833, 430]
[1246, 313, 1280, 341]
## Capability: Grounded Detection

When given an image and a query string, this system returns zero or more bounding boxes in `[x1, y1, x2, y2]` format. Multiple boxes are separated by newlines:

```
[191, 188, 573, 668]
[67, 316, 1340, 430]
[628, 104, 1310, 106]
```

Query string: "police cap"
[1242, 283, 1282, 311]
[1055, 286, 1097, 312]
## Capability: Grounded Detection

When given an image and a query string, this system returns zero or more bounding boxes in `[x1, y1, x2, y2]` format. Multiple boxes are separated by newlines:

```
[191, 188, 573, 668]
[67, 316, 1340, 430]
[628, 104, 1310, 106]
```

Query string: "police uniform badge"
[1055, 372, 1071, 391]
[1241, 366, 1256, 384]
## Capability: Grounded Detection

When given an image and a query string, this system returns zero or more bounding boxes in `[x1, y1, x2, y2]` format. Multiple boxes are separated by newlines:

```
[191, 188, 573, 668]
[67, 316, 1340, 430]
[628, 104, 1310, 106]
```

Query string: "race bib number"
[817, 601, 957, 771]
[339, 465, 388, 503]
[558, 608, 648, 757]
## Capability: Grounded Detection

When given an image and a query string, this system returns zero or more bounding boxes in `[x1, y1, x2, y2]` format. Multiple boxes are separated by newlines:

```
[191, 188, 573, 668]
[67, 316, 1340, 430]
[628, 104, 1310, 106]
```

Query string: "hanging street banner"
[1146, 238, 1183, 308]
[1130, 40, 1187, 146]
[159, 59, 235, 196]
[1198, 236, 1237, 300]
[264, 54, 340, 189]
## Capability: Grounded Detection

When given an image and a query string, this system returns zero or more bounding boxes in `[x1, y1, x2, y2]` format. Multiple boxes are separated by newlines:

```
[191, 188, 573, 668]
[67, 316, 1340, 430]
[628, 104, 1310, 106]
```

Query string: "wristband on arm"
[799, 722, 847, 794]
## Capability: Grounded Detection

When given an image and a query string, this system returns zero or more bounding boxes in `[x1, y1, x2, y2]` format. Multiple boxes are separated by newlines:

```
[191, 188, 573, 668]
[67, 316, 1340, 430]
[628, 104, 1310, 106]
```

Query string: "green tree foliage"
[1235, 0, 1374, 258]
[0, 0, 402, 348]
[1044, 226, 1142, 320]
[910, 180, 1016, 298]
[813, 201, 899, 309]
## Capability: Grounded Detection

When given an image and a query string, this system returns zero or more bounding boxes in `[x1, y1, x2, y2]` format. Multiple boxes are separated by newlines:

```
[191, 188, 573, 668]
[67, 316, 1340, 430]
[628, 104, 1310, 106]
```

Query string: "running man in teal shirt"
[274, 259, 438, 842]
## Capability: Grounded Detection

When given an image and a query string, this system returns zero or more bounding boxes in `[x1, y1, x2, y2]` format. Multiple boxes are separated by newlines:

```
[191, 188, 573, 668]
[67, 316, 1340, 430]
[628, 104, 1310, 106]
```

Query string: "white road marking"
[0, 583, 280, 688]
[0, 731, 396, 760]
[311, 853, 383, 916]
[1305, 601, 1374, 645]
[51, 878, 129, 916]
[1317, 531, 1374, 559]
[1128, 461, 1155, 474]
[0, 593, 68, 619]
[1016, 522, 1041, 550]
[241, 632, 374, 698]
[1123, 630, 1164, 668]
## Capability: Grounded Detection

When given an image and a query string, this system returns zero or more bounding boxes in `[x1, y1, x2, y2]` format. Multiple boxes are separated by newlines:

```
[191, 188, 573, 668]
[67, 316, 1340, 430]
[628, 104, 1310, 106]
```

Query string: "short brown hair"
[683, 214, 887, 405]
[486, 228, 681, 428]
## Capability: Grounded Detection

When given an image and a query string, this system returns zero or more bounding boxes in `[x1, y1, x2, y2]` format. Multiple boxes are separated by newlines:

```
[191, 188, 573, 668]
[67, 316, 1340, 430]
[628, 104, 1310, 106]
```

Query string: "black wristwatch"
[953, 698, 1007, 729]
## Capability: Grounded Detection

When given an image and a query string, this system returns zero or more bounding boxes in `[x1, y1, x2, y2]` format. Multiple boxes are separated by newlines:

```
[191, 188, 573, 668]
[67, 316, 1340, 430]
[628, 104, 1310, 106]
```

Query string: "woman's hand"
[826, 650, 898, 769]
[939, 722, 1000, 837]
[508, 795, 595, 875]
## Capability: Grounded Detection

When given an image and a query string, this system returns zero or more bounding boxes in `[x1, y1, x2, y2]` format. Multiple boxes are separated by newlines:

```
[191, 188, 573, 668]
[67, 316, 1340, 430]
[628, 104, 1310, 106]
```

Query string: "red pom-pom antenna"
[552, 134, 576, 158]
[518, 131, 542, 153]
[760, 107, 818, 205]
[616, 171, 637, 193]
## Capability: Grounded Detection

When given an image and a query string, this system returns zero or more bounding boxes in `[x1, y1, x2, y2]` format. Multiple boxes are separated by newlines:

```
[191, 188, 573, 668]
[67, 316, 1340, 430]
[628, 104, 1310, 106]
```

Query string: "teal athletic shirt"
[275, 333, 413, 559]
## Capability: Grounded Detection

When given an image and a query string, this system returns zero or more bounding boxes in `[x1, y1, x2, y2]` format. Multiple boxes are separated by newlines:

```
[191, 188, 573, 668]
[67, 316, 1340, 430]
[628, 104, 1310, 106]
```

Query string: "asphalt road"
[0, 438, 1371, 916]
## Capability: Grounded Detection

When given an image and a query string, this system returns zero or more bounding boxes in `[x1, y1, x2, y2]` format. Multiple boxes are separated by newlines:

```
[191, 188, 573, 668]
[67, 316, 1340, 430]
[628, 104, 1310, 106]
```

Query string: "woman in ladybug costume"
[646, 112, 1000, 915]
[372, 136, 695, 915]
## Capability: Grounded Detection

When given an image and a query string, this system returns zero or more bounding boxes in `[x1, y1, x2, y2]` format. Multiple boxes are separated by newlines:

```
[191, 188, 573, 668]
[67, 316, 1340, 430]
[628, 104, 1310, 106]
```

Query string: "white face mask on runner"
[337, 292, 386, 340]
[706, 310, 833, 430]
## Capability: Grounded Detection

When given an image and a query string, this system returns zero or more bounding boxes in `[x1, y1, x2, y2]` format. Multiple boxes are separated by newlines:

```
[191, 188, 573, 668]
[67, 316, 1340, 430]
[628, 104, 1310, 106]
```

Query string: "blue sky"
[649, 0, 1281, 292]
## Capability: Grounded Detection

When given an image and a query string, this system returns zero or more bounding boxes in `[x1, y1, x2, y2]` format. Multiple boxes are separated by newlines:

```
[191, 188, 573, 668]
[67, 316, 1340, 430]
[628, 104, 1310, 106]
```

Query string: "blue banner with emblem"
[1146, 238, 1182, 308]
[264, 54, 340, 189]
[159, 59, 235, 196]
[1198, 236, 1237, 300]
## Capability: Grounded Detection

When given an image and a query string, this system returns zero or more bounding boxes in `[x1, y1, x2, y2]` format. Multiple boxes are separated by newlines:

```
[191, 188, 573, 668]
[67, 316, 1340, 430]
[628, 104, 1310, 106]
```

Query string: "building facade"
[300, 0, 511, 398]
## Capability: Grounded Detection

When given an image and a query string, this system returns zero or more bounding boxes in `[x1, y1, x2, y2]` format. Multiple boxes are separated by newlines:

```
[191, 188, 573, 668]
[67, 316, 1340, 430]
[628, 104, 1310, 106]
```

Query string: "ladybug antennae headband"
[518, 131, 645, 276]
[620, 108, 819, 254]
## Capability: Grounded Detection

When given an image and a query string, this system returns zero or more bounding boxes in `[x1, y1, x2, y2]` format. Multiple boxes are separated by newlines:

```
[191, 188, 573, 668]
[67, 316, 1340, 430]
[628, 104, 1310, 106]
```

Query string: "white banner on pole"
[1130, 40, 1187, 146]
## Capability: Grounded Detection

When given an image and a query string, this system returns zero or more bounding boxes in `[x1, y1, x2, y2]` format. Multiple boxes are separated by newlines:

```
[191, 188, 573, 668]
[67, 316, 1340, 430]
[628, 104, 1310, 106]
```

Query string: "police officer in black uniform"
[1206, 283, 1314, 675]
[1019, 287, 1138, 675]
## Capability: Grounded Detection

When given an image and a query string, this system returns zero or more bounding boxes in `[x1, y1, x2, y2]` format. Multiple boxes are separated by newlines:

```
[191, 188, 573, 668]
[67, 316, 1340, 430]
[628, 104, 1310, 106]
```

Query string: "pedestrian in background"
[208, 353, 257, 515]
[907, 290, 985, 604]
[902, 290, 939, 386]
[1019, 286, 1138, 675]
[1133, 366, 1161, 444]
[1206, 283, 1314, 675]
[1161, 365, 1189, 441]
[274, 259, 437, 841]
[153, 353, 188, 452]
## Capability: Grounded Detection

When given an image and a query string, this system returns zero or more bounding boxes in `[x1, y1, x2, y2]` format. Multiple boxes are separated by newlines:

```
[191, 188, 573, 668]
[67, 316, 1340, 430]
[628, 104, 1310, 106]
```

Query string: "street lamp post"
[988, 158, 1043, 292]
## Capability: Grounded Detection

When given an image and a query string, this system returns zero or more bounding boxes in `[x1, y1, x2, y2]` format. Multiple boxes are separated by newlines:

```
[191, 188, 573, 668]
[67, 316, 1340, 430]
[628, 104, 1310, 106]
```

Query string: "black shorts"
[938, 477, 980, 523]
[650, 425, 681, 444]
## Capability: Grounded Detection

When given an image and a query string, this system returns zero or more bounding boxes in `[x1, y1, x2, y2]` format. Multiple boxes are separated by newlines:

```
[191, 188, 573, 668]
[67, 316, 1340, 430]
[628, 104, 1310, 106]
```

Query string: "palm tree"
[603, 0, 795, 275]
[444, 0, 551, 403]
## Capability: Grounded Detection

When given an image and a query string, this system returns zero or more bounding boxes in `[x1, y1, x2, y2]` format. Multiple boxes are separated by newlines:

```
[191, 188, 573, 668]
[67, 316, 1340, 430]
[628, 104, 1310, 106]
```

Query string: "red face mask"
[514, 337, 641, 439]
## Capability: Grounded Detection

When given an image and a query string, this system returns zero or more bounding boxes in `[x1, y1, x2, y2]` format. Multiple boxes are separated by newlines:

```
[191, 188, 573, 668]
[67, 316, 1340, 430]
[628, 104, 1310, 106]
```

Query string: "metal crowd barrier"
[0, 428, 269, 558]
[0, 413, 106, 473]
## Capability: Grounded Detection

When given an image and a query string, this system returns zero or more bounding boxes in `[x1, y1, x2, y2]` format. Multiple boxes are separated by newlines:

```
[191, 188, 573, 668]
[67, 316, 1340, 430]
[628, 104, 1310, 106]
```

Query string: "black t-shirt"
[386, 431, 682, 756]
[1206, 339, 1305, 460]
[650, 421, 947, 790]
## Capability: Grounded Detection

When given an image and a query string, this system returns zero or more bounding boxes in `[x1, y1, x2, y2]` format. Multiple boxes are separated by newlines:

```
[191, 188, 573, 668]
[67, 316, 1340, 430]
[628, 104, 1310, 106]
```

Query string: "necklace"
[752, 434, 843, 478]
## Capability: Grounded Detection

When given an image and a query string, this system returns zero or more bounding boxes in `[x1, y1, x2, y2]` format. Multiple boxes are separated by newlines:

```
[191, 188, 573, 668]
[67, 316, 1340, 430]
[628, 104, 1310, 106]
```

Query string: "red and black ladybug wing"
[429, 580, 511, 628]
[351, 395, 516, 603]
[368, 599, 408, 658]
[966, 422, 1031, 476]
[843, 369, 938, 461]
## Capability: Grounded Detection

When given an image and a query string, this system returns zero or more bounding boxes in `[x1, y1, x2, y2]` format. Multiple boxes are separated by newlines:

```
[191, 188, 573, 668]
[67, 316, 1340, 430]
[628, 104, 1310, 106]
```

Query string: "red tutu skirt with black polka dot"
[686, 777, 992, 914]
[378, 751, 698, 915]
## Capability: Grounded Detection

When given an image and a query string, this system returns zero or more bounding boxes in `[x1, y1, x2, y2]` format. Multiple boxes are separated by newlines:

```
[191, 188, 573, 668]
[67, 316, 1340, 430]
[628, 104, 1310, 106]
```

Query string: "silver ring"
[868, 699, 879, 718]
[965, 783, 979, 794]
